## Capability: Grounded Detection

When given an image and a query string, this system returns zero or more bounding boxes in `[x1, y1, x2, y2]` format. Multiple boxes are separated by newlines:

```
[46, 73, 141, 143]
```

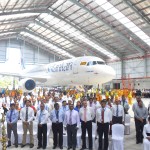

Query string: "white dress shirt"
[112, 104, 124, 120]
[143, 124, 150, 138]
[96, 107, 112, 123]
[88, 101, 101, 113]
[79, 106, 95, 122]
[36, 109, 49, 124]
[20, 106, 34, 122]
[64, 109, 80, 127]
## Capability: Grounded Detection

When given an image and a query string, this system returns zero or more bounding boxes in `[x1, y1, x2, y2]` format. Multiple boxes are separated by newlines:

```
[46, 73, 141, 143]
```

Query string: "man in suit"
[6, 103, 19, 148]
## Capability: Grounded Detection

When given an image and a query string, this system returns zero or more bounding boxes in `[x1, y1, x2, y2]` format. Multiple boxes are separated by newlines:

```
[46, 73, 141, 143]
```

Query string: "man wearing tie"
[79, 100, 95, 150]
[50, 103, 64, 149]
[36, 103, 49, 149]
[64, 103, 80, 150]
[6, 103, 19, 148]
[112, 100, 124, 124]
[20, 99, 34, 148]
[96, 100, 112, 150]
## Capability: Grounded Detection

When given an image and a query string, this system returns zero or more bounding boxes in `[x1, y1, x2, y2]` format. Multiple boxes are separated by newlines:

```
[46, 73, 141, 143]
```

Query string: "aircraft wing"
[0, 72, 48, 83]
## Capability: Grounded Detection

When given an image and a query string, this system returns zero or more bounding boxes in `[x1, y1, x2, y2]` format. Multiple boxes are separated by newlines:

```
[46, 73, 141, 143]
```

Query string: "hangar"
[0, 0, 149, 150]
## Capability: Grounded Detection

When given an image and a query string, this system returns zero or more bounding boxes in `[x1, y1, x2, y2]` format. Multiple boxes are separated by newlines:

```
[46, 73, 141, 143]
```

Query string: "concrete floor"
[7, 98, 149, 150]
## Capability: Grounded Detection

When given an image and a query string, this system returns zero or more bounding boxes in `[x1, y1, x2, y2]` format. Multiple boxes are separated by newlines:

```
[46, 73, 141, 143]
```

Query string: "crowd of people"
[0, 89, 149, 150]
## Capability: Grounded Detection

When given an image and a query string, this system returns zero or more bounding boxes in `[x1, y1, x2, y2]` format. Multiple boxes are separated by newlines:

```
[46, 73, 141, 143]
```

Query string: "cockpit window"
[87, 61, 105, 66]
[97, 61, 105, 65]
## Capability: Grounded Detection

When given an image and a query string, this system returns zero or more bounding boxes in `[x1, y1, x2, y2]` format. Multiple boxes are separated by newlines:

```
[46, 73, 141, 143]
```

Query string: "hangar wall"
[0, 38, 60, 64]
[107, 57, 150, 90]
[108, 57, 150, 79]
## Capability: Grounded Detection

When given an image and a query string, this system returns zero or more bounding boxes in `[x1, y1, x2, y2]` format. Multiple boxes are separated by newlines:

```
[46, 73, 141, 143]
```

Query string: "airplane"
[0, 56, 116, 92]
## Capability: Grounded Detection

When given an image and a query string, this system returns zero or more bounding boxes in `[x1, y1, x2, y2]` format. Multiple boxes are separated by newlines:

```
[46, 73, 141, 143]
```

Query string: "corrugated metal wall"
[0, 38, 60, 64]
[108, 57, 150, 79]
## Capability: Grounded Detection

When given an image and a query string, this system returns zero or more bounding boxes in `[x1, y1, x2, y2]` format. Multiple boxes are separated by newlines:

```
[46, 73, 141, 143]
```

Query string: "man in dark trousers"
[64, 103, 80, 150]
[6, 103, 19, 148]
[79, 100, 95, 150]
[36, 103, 49, 149]
[96, 100, 112, 150]
[50, 103, 64, 149]
[112, 100, 124, 124]
[134, 100, 148, 144]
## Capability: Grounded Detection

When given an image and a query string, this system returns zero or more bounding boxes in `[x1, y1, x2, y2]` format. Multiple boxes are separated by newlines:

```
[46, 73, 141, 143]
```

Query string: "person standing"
[96, 100, 112, 150]
[79, 100, 95, 150]
[36, 103, 49, 149]
[112, 100, 124, 124]
[20, 100, 34, 148]
[120, 95, 130, 114]
[143, 116, 150, 149]
[134, 100, 148, 144]
[6, 103, 19, 148]
[50, 103, 64, 149]
[64, 104, 80, 150]
[61, 100, 69, 113]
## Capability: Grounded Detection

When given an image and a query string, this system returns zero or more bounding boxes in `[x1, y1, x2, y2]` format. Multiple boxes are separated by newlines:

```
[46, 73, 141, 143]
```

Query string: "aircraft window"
[93, 61, 97, 65]
[87, 61, 105, 66]
[97, 61, 105, 65]
[87, 61, 93, 66]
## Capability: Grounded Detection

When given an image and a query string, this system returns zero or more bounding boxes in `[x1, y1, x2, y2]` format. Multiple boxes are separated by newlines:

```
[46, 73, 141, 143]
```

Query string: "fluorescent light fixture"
[20, 31, 75, 58]
[39, 13, 118, 59]
[95, 0, 150, 46]
[0, 13, 39, 21]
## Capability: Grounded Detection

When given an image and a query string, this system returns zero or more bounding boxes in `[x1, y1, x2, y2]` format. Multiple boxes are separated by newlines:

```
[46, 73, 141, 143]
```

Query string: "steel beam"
[0, 28, 23, 34]
[24, 29, 75, 58]
[69, 0, 145, 55]
[0, 8, 48, 16]
[18, 34, 66, 60]
[123, 0, 150, 25]
[0, 19, 34, 26]
[35, 20, 106, 59]
[47, 9, 122, 59]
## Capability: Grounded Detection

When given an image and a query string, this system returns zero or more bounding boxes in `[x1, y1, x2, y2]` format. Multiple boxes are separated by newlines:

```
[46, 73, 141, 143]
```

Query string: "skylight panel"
[20, 31, 75, 58]
[39, 13, 118, 59]
[95, 0, 150, 46]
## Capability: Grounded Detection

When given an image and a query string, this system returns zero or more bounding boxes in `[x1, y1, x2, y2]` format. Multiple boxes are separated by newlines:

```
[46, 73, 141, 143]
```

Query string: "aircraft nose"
[104, 66, 116, 78]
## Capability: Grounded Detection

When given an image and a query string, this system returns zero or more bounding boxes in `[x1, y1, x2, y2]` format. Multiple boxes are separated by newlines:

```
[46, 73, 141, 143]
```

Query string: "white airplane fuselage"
[24, 56, 116, 86]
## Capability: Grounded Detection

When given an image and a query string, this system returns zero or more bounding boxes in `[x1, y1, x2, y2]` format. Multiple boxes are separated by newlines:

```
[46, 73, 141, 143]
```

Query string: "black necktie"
[56, 111, 59, 120]
[25, 107, 28, 121]
[116, 105, 119, 117]
[9, 110, 13, 122]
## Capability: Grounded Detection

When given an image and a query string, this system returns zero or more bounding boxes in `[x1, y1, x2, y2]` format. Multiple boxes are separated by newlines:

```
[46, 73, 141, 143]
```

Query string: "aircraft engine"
[19, 78, 36, 92]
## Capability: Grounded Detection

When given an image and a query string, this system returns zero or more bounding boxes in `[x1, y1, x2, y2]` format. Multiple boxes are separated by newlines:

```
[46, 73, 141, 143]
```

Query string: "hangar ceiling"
[0, 0, 149, 61]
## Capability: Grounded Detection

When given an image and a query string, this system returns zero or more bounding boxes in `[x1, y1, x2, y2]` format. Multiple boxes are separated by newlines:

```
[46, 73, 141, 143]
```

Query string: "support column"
[38, 46, 39, 63]
[121, 60, 124, 79]
[144, 57, 147, 77]
[54, 54, 55, 62]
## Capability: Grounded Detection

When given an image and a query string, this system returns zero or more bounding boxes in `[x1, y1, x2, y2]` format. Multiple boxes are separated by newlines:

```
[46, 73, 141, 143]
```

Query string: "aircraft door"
[73, 61, 78, 74]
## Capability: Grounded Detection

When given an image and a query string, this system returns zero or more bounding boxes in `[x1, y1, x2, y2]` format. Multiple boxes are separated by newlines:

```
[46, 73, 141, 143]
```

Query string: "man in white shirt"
[143, 116, 150, 149]
[50, 103, 64, 149]
[64, 103, 80, 150]
[20, 100, 34, 148]
[120, 95, 130, 114]
[96, 100, 112, 150]
[79, 100, 95, 150]
[36, 103, 49, 149]
[112, 100, 124, 124]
